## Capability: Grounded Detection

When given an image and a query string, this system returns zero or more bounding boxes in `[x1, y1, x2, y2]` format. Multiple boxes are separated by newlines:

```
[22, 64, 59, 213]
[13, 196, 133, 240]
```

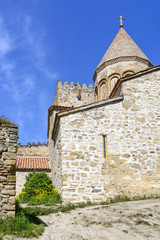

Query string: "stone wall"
[48, 108, 62, 182]
[17, 142, 48, 157]
[53, 124, 62, 191]
[53, 80, 94, 107]
[0, 123, 17, 217]
[52, 69, 160, 203]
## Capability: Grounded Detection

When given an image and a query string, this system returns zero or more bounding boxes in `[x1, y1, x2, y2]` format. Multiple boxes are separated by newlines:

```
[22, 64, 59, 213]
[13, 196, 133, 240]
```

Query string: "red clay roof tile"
[16, 157, 50, 170]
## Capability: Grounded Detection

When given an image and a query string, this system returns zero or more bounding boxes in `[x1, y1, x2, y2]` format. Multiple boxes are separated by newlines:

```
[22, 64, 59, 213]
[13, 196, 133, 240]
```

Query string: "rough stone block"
[5, 160, 16, 165]
[7, 176, 16, 182]
[8, 147, 16, 153]
[7, 211, 15, 217]
[0, 176, 6, 182]
[0, 159, 4, 164]
[10, 197, 15, 205]
[1, 190, 15, 196]
[81, 173, 87, 177]
[5, 185, 15, 190]
[2, 152, 16, 160]
[2, 205, 15, 211]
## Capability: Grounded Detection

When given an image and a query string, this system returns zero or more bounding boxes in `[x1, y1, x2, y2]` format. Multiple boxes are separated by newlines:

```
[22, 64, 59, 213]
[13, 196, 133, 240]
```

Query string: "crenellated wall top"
[56, 80, 94, 89]
[18, 142, 48, 147]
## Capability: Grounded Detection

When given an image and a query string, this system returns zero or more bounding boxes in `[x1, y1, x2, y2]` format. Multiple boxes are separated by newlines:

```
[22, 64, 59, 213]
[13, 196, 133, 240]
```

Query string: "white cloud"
[22, 15, 58, 79]
[2, 74, 35, 102]
[0, 17, 14, 58]
[0, 13, 58, 144]
[0, 15, 36, 103]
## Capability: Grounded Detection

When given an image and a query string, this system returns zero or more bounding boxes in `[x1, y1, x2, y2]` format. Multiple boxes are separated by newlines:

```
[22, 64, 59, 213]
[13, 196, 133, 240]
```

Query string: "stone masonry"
[17, 142, 49, 157]
[52, 68, 160, 203]
[0, 123, 17, 217]
[48, 81, 94, 183]
[53, 80, 94, 107]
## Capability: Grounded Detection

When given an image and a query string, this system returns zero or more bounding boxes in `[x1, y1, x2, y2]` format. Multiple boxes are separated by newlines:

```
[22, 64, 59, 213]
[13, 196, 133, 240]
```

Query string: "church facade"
[48, 26, 160, 203]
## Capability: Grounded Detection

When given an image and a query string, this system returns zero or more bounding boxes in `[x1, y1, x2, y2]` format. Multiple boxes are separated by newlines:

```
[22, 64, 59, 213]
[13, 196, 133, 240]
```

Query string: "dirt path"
[8, 199, 160, 240]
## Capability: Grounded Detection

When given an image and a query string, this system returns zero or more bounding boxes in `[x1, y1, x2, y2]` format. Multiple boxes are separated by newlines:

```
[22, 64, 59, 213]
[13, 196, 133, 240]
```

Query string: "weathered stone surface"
[1, 190, 15, 195]
[7, 176, 16, 182]
[8, 147, 16, 153]
[17, 144, 49, 157]
[0, 124, 17, 217]
[51, 69, 160, 204]
[5, 160, 16, 165]
[2, 205, 15, 211]
[2, 152, 16, 160]
[0, 176, 6, 182]
[53, 81, 94, 108]
[7, 211, 15, 217]
[5, 185, 15, 190]
[10, 196, 15, 205]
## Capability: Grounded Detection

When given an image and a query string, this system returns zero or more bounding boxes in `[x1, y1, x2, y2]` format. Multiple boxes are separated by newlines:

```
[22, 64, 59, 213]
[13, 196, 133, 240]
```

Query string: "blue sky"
[0, 0, 160, 145]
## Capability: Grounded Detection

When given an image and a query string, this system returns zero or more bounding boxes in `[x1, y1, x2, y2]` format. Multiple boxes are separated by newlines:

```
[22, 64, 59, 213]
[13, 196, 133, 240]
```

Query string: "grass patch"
[136, 220, 151, 226]
[131, 213, 146, 218]
[0, 116, 16, 126]
[35, 194, 160, 214]
[18, 194, 160, 218]
[123, 230, 128, 233]
[0, 212, 44, 238]
[148, 213, 153, 217]
[0, 201, 45, 239]
[101, 194, 160, 206]
[23, 207, 55, 216]
[61, 204, 76, 212]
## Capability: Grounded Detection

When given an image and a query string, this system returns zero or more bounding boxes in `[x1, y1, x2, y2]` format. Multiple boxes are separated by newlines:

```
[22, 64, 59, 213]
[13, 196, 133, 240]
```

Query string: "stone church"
[48, 22, 160, 203]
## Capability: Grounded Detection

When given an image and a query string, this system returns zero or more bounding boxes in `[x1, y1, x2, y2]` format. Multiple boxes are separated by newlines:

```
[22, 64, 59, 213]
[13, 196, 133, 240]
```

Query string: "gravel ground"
[4, 199, 160, 240]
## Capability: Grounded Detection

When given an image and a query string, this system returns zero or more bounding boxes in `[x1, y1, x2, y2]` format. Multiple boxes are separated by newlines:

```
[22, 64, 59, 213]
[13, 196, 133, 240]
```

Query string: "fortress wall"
[0, 123, 17, 217]
[53, 80, 95, 107]
[17, 142, 49, 157]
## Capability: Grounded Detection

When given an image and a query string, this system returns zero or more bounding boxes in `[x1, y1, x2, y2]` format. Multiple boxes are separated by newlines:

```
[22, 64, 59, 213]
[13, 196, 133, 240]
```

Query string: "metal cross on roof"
[117, 14, 125, 28]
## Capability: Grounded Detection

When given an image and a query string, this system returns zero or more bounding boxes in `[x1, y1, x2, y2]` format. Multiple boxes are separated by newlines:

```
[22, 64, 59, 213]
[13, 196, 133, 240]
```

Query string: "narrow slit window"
[77, 95, 81, 100]
[103, 135, 107, 159]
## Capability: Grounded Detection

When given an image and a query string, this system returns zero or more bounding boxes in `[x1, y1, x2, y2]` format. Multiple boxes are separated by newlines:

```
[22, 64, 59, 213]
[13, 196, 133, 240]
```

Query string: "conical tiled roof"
[97, 28, 152, 69]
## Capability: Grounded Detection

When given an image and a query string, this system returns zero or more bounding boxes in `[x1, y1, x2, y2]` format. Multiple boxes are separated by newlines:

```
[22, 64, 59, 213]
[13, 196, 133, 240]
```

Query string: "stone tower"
[93, 27, 153, 101]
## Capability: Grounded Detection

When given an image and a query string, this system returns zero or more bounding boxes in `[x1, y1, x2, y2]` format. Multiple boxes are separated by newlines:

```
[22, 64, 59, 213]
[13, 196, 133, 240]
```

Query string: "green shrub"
[24, 171, 53, 196]
[31, 188, 61, 205]
[19, 171, 61, 205]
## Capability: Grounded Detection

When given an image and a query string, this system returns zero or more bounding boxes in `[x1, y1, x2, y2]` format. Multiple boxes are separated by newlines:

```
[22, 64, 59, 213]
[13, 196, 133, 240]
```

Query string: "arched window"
[109, 74, 120, 93]
[102, 83, 106, 99]
[95, 86, 98, 101]
[98, 79, 107, 100]
[122, 70, 134, 78]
